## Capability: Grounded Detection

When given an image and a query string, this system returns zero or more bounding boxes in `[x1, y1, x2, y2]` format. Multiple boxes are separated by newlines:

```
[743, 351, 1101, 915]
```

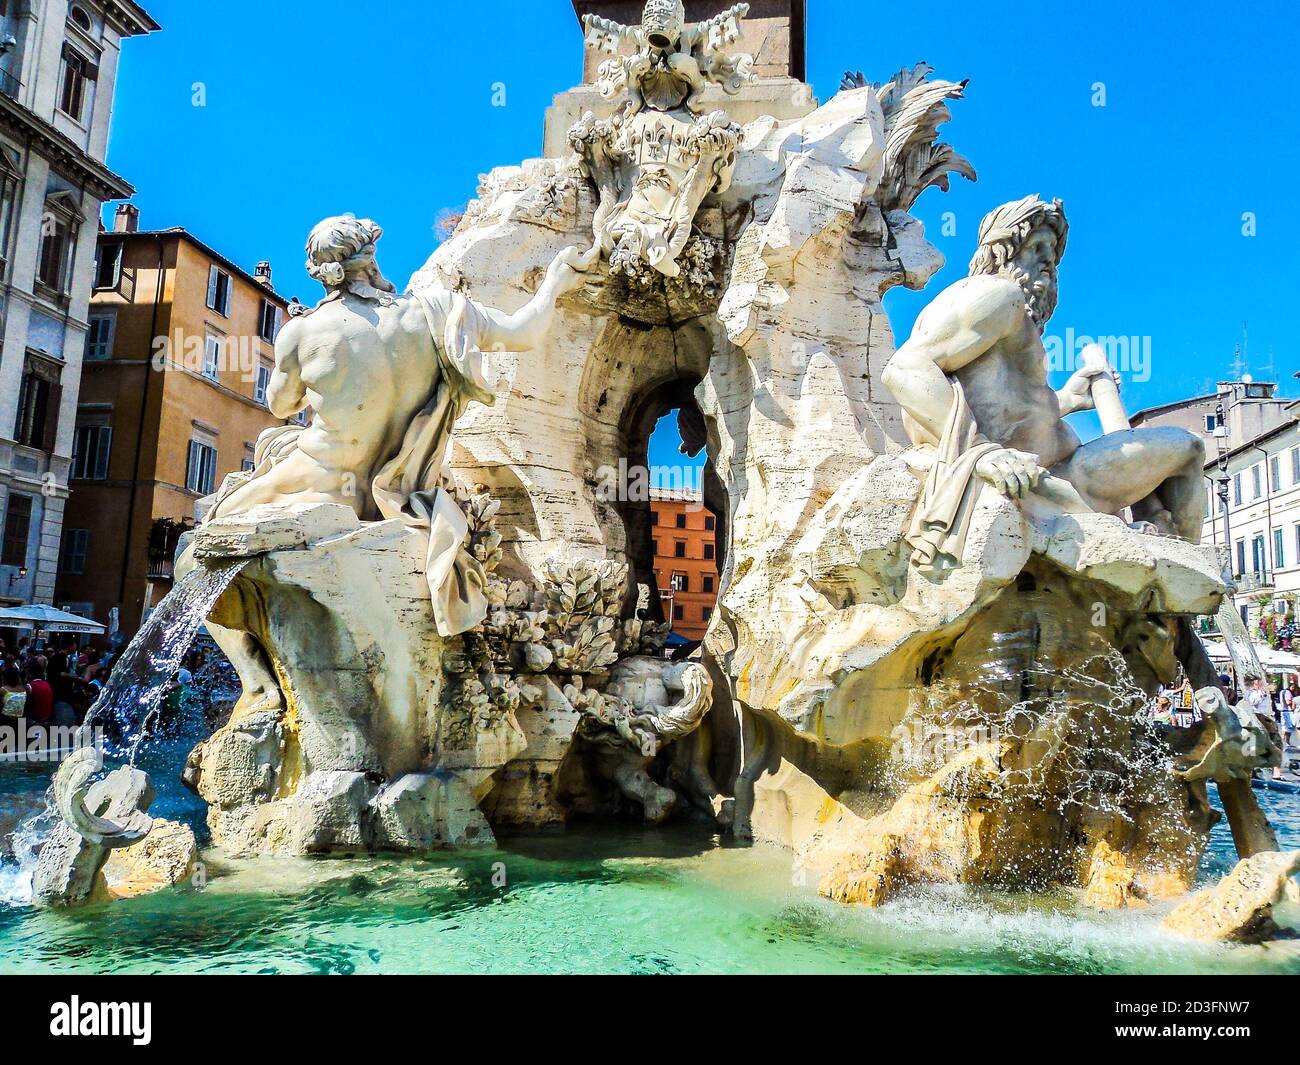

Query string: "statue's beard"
[1003, 265, 1058, 330]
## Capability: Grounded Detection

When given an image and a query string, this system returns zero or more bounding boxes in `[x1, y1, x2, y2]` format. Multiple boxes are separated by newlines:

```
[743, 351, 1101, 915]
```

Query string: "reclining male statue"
[882, 195, 1205, 576]
[186, 215, 595, 714]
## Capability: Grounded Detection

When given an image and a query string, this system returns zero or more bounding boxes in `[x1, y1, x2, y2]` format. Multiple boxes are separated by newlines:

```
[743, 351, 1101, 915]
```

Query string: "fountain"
[19, 1, 1295, 948]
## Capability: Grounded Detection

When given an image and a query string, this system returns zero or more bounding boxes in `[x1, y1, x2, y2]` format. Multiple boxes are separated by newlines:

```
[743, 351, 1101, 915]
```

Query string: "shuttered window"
[186, 439, 218, 495]
[1, 493, 32, 567]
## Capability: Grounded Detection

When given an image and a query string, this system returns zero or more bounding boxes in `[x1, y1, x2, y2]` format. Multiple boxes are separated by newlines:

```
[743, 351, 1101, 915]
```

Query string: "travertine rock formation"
[1163, 851, 1300, 943]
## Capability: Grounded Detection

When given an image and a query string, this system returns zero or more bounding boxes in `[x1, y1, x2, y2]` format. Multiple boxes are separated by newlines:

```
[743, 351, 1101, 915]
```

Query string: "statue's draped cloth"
[905, 378, 1001, 575]
[217, 289, 494, 638]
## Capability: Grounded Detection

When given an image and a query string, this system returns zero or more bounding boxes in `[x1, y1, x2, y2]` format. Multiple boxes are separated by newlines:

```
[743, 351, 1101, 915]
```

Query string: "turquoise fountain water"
[1, 563, 1297, 973]
[1, 741, 1298, 975]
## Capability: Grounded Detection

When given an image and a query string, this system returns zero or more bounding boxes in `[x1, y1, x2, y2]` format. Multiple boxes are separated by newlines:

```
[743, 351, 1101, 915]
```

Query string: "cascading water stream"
[87, 559, 248, 764]
[0, 559, 247, 908]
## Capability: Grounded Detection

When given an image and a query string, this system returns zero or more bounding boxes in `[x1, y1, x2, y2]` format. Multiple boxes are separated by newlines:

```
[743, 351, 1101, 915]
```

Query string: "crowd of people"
[0, 633, 117, 730]
[0, 631, 225, 753]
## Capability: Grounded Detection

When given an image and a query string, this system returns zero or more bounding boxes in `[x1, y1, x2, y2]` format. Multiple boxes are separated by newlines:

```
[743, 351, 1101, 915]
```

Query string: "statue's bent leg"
[177, 543, 284, 717]
[206, 619, 284, 717]
[1050, 427, 1206, 542]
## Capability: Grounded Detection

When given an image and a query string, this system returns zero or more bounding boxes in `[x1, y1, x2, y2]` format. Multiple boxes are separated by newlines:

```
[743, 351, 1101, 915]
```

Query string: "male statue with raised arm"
[882, 195, 1205, 576]
[196, 216, 594, 713]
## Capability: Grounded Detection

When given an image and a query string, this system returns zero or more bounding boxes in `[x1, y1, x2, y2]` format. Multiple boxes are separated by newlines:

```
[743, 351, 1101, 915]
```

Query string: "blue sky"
[107, 1, 1298, 474]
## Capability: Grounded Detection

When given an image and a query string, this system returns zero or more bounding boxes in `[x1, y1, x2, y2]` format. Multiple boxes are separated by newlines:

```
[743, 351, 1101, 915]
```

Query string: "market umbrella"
[0, 604, 106, 634]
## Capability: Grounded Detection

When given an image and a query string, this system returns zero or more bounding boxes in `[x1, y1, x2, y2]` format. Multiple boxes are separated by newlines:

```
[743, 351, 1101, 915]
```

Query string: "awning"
[0, 604, 106, 634]
[1201, 638, 1300, 670]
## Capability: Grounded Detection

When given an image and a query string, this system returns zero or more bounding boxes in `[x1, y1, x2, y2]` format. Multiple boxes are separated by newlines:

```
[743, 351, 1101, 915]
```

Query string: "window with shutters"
[93, 240, 122, 290]
[203, 334, 222, 380]
[186, 438, 218, 495]
[670, 573, 689, 593]
[60, 528, 89, 575]
[206, 266, 232, 316]
[0, 146, 20, 279]
[258, 299, 282, 342]
[71, 422, 111, 480]
[254, 362, 272, 405]
[14, 354, 61, 451]
[86, 312, 115, 360]
[1293, 447, 1300, 485]
[1, 493, 32, 567]
[1270, 456, 1281, 494]
[58, 42, 98, 122]
[37, 191, 83, 296]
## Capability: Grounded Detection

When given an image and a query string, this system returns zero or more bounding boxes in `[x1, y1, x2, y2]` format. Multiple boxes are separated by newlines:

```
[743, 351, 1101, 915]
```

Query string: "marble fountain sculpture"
[38, 0, 1297, 937]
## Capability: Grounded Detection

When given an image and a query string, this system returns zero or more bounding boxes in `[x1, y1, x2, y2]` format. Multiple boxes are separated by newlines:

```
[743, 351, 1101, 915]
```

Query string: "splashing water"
[0, 560, 246, 906]
[0, 787, 56, 907]
[88, 559, 246, 764]
[890, 651, 1170, 816]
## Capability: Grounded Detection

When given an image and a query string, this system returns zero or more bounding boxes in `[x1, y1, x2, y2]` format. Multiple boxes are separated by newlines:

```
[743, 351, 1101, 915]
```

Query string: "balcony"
[1237, 570, 1274, 594]
[147, 558, 175, 582]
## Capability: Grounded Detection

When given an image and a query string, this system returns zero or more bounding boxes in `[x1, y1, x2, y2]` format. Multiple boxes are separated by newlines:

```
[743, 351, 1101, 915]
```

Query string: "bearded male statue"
[190, 216, 595, 714]
[883, 195, 1205, 576]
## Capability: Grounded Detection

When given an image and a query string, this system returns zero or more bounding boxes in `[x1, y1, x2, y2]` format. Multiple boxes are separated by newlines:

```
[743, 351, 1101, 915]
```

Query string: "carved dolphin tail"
[53, 748, 153, 849]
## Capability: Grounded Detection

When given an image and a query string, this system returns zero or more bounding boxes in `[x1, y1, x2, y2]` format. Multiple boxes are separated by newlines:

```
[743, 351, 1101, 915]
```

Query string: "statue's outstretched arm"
[479, 246, 599, 352]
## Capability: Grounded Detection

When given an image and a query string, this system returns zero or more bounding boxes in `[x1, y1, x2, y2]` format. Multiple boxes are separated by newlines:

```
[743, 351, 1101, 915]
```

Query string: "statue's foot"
[1129, 521, 1161, 536]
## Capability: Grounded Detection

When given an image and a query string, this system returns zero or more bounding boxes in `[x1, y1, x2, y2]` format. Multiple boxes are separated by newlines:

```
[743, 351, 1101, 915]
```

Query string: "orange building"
[650, 488, 719, 641]
[53, 205, 294, 641]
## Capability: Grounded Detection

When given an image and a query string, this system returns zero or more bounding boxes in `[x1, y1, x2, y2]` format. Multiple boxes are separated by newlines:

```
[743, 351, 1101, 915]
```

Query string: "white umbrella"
[0, 604, 105, 634]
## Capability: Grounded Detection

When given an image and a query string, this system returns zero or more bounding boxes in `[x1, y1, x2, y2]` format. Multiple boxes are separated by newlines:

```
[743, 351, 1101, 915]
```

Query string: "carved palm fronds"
[844, 63, 976, 215]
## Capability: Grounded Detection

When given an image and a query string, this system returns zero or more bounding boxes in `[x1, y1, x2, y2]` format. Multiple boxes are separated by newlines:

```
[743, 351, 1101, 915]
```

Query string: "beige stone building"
[0, 0, 156, 615]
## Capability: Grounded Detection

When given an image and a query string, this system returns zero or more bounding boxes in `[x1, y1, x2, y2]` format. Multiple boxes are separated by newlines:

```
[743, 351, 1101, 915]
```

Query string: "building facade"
[1130, 378, 1293, 457]
[53, 215, 292, 641]
[1199, 402, 1300, 636]
[1135, 377, 1300, 636]
[650, 488, 719, 641]
[0, 0, 156, 616]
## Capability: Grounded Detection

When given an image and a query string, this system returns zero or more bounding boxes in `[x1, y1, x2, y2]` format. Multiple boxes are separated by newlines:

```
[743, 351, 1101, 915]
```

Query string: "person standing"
[24, 657, 53, 727]
[1279, 681, 1296, 753]
[45, 635, 80, 727]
